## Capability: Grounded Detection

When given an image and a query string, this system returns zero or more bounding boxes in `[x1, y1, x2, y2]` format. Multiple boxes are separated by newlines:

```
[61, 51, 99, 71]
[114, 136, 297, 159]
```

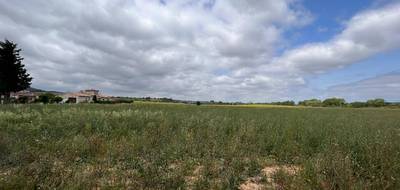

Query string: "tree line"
[248, 98, 392, 108]
[297, 98, 389, 108]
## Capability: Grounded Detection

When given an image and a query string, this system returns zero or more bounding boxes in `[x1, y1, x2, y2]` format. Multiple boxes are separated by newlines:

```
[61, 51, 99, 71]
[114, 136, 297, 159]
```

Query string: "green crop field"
[1, 104, 400, 189]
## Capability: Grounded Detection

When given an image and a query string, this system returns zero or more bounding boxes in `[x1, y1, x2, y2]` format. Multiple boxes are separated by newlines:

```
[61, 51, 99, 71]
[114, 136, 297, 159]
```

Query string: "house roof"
[97, 94, 112, 98]
[63, 93, 93, 97]
[11, 91, 39, 97]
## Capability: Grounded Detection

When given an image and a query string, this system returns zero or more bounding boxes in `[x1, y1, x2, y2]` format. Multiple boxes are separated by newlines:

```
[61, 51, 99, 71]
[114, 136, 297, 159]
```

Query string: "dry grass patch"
[240, 165, 301, 190]
[185, 165, 204, 189]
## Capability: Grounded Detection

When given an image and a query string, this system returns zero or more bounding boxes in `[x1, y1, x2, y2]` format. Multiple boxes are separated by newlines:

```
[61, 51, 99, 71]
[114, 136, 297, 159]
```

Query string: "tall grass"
[0, 104, 399, 189]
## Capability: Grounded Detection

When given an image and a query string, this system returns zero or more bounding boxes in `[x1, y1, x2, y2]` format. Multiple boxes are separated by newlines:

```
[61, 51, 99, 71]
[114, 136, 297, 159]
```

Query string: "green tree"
[299, 99, 322, 107]
[323, 98, 346, 107]
[93, 95, 98, 103]
[272, 101, 295, 106]
[38, 93, 52, 104]
[53, 96, 63, 104]
[17, 96, 29, 104]
[0, 39, 32, 104]
[37, 93, 61, 104]
[350, 101, 367, 108]
[366, 98, 385, 107]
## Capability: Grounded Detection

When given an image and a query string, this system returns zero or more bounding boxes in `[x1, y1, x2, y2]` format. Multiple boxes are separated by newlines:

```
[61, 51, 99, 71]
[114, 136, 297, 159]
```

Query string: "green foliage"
[271, 101, 295, 106]
[37, 93, 62, 104]
[350, 101, 368, 108]
[0, 104, 399, 189]
[53, 96, 63, 104]
[367, 98, 385, 107]
[92, 95, 98, 103]
[0, 39, 32, 103]
[96, 99, 133, 104]
[16, 96, 29, 104]
[37, 93, 54, 104]
[298, 99, 322, 107]
[349, 99, 386, 108]
[323, 98, 346, 107]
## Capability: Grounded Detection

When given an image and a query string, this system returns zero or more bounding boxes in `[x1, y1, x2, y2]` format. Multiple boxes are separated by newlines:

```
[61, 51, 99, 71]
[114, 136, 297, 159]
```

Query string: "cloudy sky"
[1, 0, 400, 102]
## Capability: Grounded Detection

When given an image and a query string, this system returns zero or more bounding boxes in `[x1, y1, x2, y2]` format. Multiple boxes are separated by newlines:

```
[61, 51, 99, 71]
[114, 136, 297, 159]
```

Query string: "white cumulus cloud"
[0, 0, 399, 101]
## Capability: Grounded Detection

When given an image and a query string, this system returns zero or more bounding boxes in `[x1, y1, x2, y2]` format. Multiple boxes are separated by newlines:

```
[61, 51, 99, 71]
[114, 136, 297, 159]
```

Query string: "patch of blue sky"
[285, 0, 375, 47]
[213, 68, 231, 76]
[159, 0, 166, 5]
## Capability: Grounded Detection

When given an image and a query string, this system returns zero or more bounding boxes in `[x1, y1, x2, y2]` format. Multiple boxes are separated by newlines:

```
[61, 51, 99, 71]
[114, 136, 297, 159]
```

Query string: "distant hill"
[27, 87, 64, 95]
[26, 87, 46, 92]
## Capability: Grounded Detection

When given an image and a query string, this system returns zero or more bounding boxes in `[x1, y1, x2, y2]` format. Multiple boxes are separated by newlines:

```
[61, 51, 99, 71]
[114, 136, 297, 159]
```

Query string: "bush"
[96, 99, 133, 104]
[350, 102, 368, 108]
[37, 93, 63, 104]
[271, 101, 296, 106]
[53, 96, 63, 104]
[299, 99, 322, 107]
[323, 98, 346, 107]
[16, 96, 29, 104]
[366, 99, 385, 107]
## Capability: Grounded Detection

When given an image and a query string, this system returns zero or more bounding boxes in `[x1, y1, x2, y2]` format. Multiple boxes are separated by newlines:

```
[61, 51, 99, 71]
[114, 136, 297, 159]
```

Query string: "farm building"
[79, 89, 99, 96]
[62, 89, 113, 103]
[62, 92, 94, 103]
[10, 90, 40, 103]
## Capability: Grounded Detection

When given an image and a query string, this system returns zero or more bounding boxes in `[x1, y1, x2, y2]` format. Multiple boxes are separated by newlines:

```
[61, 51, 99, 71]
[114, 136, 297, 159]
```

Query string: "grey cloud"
[0, 0, 398, 102]
[0, 0, 311, 102]
[325, 71, 400, 102]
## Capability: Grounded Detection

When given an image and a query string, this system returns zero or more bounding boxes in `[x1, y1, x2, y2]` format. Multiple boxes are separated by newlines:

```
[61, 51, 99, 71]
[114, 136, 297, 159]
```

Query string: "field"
[1, 104, 400, 189]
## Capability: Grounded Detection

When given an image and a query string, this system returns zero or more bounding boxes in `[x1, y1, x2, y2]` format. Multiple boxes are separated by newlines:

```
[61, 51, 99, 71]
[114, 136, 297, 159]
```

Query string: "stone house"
[62, 92, 94, 103]
[10, 90, 40, 103]
[62, 89, 112, 103]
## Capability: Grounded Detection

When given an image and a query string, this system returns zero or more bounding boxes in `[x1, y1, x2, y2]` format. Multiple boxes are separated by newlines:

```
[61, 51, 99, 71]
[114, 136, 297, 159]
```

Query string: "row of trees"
[297, 98, 387, 108]
[37, 93, 63, 104]
[270, 101, 296, 106]
[12, 93, 63, 104]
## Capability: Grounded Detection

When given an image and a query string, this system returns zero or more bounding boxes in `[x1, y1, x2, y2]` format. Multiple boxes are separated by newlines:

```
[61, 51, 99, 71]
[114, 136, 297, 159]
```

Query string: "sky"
[0, 0, 399, 102]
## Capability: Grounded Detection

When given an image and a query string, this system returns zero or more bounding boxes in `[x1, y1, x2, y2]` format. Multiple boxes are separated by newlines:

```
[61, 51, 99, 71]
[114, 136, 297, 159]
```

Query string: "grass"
[0, 103, 400, 189]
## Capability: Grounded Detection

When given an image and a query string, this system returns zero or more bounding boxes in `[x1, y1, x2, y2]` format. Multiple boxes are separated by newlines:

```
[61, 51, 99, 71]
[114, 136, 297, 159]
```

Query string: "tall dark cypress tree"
[0, 39, 32, 103]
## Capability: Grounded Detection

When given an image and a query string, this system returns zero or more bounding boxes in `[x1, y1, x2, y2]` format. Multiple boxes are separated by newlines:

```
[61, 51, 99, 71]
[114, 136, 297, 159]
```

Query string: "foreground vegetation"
[1, 104, 400, 189]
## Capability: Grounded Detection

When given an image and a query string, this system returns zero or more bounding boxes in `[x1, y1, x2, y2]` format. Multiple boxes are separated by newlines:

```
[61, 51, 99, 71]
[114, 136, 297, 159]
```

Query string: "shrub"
[299, 99, 322, 107]
[16, 96, 29, 104]
[322, 98, 346, 107]
[366, 98, 385, 107]
[350, 102, 367, 108]
[37, 93, 63, 104]
[271, 101, 295, 106]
